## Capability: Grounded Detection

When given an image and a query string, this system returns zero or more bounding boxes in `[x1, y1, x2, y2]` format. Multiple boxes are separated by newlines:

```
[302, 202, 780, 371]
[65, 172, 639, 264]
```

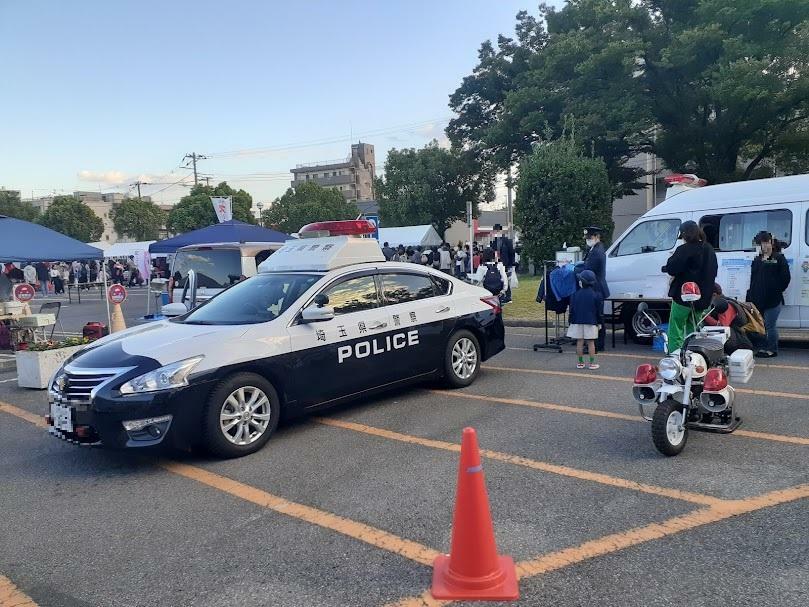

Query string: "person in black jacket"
[491, 223, 515, 303]
[746, 231, 790, 358]
[577, 226, 610, 350]
[661, 220, 718, 352]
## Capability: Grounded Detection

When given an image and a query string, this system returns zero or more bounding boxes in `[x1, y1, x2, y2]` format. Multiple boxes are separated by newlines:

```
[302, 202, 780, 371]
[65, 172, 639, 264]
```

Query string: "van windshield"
[172, 250, 243, 289]
[177, 273, 321, 325]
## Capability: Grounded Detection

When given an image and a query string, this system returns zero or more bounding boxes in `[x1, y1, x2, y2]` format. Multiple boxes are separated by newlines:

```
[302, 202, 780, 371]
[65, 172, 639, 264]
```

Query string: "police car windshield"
[178, 273, 320, 325]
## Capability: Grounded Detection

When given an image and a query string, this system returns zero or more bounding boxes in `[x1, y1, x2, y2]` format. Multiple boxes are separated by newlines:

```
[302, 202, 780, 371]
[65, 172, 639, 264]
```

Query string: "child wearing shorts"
[567, 269, 603, 369]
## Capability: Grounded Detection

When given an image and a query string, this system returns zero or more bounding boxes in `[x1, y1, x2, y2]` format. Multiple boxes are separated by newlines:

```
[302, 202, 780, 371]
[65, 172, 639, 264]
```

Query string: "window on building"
[323, 173, 328, 178]
[320, 275, 379, 315]
[333, 171, 337, 177]
[701, 209, 792, 251]
[611, 219, 681, 257]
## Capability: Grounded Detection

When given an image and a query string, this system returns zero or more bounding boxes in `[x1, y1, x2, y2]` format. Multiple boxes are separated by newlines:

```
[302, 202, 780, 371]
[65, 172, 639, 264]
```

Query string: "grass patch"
[503, 275, 545, 322]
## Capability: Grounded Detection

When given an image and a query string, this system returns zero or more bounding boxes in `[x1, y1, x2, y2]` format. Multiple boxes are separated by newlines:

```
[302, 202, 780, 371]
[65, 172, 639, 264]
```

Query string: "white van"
[169, 241, 285, 304]
[606, 173, 809, 329]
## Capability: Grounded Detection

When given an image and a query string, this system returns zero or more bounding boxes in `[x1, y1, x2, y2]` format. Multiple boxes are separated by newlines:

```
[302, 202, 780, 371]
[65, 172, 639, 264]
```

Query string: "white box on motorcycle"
[728, 349, 755, 384]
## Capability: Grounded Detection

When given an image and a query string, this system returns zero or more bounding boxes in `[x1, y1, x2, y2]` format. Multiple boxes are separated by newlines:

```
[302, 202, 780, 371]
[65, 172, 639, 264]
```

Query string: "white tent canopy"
[377, 225, 442, 248]
[87, 241, 110, 251]
[102, 241, 156, 258]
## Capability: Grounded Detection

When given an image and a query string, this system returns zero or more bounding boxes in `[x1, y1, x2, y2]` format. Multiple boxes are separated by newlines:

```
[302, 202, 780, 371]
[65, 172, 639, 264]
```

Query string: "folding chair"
[39, 301, 65, 340]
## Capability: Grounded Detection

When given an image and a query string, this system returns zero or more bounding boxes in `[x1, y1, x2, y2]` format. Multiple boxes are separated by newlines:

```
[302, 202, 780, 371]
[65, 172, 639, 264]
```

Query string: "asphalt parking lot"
[1, 327, 808, 607]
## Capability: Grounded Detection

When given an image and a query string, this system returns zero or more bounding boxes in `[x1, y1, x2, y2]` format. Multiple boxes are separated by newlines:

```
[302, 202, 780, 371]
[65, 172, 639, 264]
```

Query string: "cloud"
[77, 170, 129, 185]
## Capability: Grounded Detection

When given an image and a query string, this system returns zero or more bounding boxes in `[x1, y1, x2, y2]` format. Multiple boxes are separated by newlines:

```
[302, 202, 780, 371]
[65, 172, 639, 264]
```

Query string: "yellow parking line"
[431, 390, 639, 422]
[0, 574, 38, 607]
[435, 390, 809, 447]
[0, 402, 439, 568]
[509, 347, 809, 372]
[386, 482, 809, 606]
[485, 365, 809, 401]
[0, 403, 46, 428]
[314, 418, 723, 506]
[160, 461, 440, 566]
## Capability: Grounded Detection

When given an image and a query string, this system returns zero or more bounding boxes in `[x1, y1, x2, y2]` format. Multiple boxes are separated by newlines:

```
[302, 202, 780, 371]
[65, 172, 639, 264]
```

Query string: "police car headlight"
[658, 357, 682, 381]
[119, 357, 203, 395]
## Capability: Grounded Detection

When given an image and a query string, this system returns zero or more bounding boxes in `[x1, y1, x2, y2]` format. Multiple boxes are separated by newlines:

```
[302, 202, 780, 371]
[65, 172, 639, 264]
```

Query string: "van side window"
[611, 219, 680, 257]
[701, 210, 792, 251]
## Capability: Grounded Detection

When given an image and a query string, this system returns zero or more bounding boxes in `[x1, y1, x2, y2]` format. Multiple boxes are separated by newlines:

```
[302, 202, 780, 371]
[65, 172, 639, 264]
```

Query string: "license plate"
[50, 402, 73, 432]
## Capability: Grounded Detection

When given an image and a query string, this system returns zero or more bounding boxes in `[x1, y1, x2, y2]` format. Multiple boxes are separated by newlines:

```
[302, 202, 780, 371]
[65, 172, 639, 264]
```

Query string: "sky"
[0, 0, 561, 210]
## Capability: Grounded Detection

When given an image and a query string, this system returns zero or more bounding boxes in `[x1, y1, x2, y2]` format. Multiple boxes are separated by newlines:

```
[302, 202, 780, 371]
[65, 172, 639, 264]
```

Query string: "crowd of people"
[379, 224, 520, 303]
[0, 257, 149, 301]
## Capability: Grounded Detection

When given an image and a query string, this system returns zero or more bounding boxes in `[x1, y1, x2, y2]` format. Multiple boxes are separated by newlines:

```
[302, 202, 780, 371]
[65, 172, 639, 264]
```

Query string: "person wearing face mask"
[577, 226, 610, 350]
[746, 231, 790, 358]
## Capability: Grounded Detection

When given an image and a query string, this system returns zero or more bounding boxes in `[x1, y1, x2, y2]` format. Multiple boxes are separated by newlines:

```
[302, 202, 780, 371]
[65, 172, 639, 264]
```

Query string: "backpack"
[737, 300, 766, 336]
[482, 263, 504, 295]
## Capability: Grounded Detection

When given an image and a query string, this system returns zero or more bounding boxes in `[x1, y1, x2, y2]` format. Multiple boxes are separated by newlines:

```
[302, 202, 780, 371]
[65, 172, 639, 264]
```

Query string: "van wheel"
[443, 330, 481, 388]
[202, 373, 280, 458]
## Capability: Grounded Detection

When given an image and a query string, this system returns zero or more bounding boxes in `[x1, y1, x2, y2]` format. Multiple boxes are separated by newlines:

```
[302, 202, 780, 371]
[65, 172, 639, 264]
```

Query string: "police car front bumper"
[47, 380, 215, 450]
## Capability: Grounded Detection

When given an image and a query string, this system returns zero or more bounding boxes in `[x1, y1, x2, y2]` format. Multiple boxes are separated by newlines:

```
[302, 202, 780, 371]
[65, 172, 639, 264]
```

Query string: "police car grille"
[62, 372, 116, 401]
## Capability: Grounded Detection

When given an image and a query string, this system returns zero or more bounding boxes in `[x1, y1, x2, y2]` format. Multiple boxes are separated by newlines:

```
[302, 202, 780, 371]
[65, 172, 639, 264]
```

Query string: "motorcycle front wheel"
[652, 398, 688, 456]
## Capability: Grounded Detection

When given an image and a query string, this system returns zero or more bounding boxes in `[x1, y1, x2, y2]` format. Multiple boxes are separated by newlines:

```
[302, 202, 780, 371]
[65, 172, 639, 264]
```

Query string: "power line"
[205, 117, 451, 159]
[181, 153, 208, 185]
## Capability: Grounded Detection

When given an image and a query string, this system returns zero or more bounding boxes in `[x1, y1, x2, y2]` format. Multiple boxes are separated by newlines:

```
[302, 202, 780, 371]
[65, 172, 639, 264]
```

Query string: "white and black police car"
[47, 220, 506, 458]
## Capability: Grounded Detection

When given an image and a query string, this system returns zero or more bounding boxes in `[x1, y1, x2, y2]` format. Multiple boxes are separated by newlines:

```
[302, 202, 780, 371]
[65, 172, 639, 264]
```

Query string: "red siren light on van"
[664, 174, 708, 188]
[299, 220, 376, 238]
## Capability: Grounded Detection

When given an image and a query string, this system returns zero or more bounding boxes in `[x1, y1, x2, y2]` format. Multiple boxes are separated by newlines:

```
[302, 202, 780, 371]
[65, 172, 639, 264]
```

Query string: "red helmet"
[681, 282, 701, 302]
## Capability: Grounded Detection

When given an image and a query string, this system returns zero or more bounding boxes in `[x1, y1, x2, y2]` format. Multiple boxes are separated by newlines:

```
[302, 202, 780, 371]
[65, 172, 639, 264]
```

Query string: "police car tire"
[443, 330, 481, 388]
[201, 373, 280, 458]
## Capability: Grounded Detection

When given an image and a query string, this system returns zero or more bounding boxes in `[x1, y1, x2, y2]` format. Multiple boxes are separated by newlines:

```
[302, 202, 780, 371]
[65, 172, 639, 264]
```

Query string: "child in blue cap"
[567, 269, 603, 369]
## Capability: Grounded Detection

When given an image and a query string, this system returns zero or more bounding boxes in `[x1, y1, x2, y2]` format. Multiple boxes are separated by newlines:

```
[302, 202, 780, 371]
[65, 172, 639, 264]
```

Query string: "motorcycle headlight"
[658, 357, 682, 381]
[119, 356, 203, 395]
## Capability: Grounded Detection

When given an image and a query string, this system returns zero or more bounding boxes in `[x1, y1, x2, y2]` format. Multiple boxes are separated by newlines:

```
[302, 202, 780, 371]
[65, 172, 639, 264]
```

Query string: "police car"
[47, 220, 506, 458]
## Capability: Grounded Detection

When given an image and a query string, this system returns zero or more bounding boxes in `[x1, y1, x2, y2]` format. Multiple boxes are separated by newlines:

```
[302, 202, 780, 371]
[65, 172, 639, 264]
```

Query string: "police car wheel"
[444, 330, 481, 388]
[202, 373, 280, 458]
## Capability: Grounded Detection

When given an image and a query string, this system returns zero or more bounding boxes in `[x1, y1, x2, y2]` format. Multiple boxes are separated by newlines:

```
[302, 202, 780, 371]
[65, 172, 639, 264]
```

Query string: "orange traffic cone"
[110, 302, 127, 333]
[431, 427, 519, 601]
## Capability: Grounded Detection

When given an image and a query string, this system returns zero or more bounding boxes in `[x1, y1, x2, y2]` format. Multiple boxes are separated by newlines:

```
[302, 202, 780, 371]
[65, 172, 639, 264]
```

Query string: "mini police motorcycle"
[631, 282, 755, 456]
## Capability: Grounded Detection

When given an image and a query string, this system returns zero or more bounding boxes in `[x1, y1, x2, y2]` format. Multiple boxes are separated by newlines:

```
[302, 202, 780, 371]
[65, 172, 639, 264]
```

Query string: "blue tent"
[149, 220, 290, 254]
[0, 215, 104, 262]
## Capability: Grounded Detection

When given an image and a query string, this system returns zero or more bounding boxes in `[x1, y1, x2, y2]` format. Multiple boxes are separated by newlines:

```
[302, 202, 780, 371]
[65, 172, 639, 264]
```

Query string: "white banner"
[211, 196, 233, 223]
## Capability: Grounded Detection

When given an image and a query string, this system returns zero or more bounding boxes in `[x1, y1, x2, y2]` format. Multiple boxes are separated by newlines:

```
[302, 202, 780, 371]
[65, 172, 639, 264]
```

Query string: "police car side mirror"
[301, 304, 334, 323]
[162, 303, 188, 318]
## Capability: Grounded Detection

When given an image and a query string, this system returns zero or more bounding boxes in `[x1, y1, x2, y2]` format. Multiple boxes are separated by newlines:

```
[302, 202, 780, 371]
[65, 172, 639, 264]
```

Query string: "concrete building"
[444, 210, 515, 246]
[611, 151, 669, 238]
[291, 142, 376, 202]
[23, 191, 154, 244]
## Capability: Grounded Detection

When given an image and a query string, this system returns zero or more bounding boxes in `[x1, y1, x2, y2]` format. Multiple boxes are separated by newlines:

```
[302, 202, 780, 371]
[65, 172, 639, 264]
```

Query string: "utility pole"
[505, 167, 515, 241]
[130, 180, 150, 200]
[199, 175, 212, 187]
[182, 153, 208, 185]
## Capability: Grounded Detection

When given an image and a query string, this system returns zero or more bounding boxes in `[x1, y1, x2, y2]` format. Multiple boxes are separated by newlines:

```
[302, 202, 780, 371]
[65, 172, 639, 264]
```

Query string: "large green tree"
[449, 0, 809, 191]
[377, 141, 494, 237]
[110, 197, 166, 241]
[167, 182, 255, 234]
[515, 138, 613, 264]
[39, 196, 104, 242]
[0, 190, 40, 222]
[261, 181, 359, 234]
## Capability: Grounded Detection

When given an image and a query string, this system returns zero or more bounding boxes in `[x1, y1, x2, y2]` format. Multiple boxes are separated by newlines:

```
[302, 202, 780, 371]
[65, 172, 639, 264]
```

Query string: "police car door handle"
[435, 306, 450, 313]
[368, 321, 387, 330]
